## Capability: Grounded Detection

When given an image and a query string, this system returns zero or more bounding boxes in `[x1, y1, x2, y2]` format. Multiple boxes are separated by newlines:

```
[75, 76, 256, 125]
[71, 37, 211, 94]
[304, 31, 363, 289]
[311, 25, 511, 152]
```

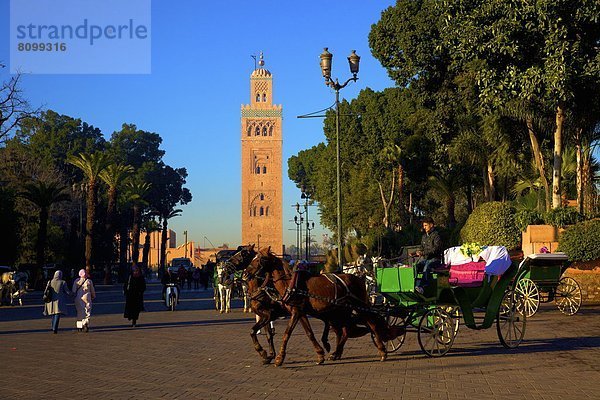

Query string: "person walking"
[72, 268, 96, 332]
[124, 264, 146, 327]
[192, 267, 201, 290]
[43, 270, 71, 334]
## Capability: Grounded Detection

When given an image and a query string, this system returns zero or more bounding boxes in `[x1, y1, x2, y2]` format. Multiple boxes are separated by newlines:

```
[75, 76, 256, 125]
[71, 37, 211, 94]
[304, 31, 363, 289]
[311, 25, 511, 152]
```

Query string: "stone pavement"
[0, 283, 598, 400]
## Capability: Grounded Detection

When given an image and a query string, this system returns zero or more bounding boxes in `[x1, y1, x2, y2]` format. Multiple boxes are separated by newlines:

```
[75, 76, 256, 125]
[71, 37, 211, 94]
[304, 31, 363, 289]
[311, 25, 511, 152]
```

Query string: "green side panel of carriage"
[522, 265, 563, 286]
[377, 266, 415, 293]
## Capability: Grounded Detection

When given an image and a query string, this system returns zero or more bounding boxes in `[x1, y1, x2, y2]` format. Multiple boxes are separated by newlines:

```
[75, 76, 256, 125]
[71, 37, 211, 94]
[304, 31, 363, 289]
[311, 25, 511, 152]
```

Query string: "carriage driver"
[410, 217, 444, 295]
[282, 260, 310, 304]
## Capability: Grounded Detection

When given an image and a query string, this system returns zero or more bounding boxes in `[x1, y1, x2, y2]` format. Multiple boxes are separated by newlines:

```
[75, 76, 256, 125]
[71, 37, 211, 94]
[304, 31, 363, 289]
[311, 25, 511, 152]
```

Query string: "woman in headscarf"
[72, 268, 96, 332]
[43, 270, 71, 334]
[124, 264, 146, 327]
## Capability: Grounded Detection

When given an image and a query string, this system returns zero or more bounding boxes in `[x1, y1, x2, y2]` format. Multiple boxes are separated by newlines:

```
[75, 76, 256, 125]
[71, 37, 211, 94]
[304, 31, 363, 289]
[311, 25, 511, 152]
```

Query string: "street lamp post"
[293, 213, 304, 261]
[319, 48, 360, 271]
[301, 188, 315, 261]
[295, 202, 307, 260]
[184, 230, 188, 258]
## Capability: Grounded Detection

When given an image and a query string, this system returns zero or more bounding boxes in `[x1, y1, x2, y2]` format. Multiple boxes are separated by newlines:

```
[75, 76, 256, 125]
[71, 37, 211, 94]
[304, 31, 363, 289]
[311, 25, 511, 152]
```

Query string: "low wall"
[563, 268, 600, 304]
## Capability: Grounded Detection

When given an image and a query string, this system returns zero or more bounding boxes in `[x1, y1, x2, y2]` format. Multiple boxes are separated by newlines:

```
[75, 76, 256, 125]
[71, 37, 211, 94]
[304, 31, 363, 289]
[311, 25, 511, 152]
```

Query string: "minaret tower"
[241, 53, 283, 254]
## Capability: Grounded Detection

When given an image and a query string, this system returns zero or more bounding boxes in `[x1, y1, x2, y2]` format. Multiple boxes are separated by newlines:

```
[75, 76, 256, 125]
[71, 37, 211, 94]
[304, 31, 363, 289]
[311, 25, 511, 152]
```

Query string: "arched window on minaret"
[255, 126, 260, 136]
[260, 193, 264, 200]
[259, 207, 264, 216]
[255, 166, 261, 174]
[262, 126, 267, 136]
[256, 93, 260, 102]
[262, 93, 267, 102]
[269, 126, 273, 136]
[262, 166, 267, 174]
[247, 126, 252, 136]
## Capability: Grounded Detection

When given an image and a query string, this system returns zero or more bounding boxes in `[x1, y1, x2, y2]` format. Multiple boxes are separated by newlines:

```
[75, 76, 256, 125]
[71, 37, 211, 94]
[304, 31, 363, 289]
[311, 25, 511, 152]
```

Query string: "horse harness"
[246, 262, 372, 314]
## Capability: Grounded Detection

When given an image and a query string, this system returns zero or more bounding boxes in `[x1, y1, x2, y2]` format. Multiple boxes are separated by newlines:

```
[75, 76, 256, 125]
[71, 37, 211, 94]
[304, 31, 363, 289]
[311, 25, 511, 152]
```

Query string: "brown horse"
[245, 266, 334, 365]
[246, 248, 391, 366]
[227, 245, 330, 364]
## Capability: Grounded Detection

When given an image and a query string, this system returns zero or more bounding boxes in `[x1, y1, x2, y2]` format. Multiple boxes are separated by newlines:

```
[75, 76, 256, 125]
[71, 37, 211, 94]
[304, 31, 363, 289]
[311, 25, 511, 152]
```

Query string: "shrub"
[558, 219, 600, 261]
[460, 202, 520, 250]
[545, 207, 583, 228]
[514, 209, 545, 232]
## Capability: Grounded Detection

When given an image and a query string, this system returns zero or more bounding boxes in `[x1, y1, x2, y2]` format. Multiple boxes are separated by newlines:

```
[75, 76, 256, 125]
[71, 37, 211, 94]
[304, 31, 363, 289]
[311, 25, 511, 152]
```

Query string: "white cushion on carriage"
[443, 246, 473, 266]
[479, 246, 511, 276]
[444, 245, 511, 276]
[523, 252, 568, 267]
[526, 252, 568, 261]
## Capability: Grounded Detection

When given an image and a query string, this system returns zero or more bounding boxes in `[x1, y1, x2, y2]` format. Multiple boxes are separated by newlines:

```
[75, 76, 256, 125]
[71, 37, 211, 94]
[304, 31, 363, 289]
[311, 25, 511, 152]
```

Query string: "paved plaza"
[1, 283, 598, 400]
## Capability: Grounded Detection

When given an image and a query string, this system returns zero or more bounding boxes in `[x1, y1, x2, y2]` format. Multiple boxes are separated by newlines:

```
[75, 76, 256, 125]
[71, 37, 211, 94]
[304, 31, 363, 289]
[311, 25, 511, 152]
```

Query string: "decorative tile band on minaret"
[241, 53, 283, 254]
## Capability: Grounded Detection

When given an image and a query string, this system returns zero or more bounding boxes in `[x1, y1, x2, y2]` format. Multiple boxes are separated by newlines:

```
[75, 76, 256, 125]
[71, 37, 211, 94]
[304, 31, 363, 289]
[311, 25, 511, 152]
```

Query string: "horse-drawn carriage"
[214, 248, 251, 313]
[0, 266, 29, 306]
[512, 252, 582, 317]
[373, 246, 527, 357]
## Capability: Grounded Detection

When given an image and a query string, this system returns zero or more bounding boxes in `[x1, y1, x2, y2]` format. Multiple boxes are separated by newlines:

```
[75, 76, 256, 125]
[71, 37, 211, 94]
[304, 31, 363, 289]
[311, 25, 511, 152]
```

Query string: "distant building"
[241, 53, 283, 254]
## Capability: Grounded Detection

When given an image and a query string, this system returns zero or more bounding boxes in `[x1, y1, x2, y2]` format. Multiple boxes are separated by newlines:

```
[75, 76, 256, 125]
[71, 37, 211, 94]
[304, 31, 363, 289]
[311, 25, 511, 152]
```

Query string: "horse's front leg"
[214, 287, 220, 311]
[251, 312, 273, 364]
[225, 287, 231, 313]
[275, 308, 302, 367]
[218, 286, 225, 313]
[243, 285, 250, 312]
[298, 316, 325, 365]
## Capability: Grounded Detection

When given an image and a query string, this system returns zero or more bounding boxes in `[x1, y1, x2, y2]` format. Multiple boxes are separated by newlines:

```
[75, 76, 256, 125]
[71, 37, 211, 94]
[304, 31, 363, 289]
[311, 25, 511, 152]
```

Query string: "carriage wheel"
[497, 290, 526, 349]
[384, 315, 406, 353]
[514, 278, 540, 317]
[417, 308, 456, 357]
[555, 277, 582, 316]
[440, 306, 460, 338]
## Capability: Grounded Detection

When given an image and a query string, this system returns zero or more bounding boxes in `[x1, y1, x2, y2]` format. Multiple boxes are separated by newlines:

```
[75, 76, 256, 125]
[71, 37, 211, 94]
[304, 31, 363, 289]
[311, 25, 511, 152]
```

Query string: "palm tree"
[99, 163, 133, 283]
[377, 144, 403, 228]
[19, 180, 71, 279]
[428, 172, 459, 229]
[126, 181, 151, 265]
[100, 164, 133, 233]
[512, 159, 545, 211]
[141, 218, 160, 270]
[501, 99, 553, 211]
[67, 152, 111, 273]
[159, 208, 182, 274]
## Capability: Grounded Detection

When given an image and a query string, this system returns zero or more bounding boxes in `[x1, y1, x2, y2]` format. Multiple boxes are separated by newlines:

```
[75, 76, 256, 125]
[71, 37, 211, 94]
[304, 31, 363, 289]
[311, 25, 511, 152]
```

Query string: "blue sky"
[0, 0, 396, 249]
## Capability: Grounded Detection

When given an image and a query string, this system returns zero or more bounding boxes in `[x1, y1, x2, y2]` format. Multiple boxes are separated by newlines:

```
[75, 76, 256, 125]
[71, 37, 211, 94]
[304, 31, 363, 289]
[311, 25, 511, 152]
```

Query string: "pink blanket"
[449, 261, 486, 287]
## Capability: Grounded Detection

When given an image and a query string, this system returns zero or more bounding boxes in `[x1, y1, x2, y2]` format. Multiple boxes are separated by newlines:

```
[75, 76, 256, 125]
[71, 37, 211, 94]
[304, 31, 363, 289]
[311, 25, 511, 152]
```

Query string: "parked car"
[168, 257, 193, 274]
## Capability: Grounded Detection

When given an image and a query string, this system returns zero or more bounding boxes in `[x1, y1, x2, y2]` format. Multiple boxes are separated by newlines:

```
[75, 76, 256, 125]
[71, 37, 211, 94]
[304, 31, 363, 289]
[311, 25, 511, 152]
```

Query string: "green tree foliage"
[441, 0, 600, 208]
[460, 202, 520, 250]
[14, 110, 105, 179]
[559, 219, 600, 261]
[19, 180, 70, 279]
[289, 87, 431, 244]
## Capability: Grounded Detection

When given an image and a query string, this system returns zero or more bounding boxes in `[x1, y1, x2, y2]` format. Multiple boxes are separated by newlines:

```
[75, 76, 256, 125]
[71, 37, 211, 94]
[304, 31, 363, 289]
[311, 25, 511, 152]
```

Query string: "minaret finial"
[258, 51, 265, 67]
